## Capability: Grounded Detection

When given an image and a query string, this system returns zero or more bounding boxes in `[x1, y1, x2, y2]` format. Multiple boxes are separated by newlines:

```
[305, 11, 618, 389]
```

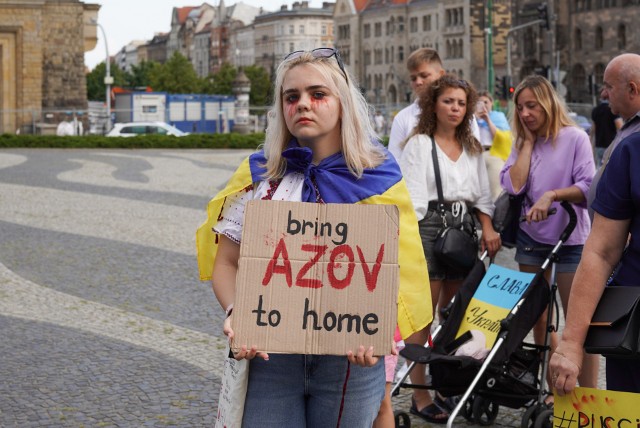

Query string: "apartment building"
[335, 0, 510, 106]
[254, 1, 335, 75]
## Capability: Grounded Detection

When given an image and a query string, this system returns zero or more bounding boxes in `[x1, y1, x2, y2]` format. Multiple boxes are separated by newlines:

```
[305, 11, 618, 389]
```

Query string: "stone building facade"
[253, 1, 335, 75]
[334, 0, 511, 107]
[0, 0, 99, 134]
[565, 0, 640, 103]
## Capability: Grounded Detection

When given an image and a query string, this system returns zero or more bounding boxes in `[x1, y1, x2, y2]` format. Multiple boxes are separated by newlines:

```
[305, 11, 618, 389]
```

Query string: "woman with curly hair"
[399, 74, 501, 424]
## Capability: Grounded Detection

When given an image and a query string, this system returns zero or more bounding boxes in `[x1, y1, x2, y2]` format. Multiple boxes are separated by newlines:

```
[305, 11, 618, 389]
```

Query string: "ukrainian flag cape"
[196, 144, 432, 339]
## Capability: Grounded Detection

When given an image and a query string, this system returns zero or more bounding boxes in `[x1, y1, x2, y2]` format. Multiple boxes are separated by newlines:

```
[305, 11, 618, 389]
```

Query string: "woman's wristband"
[225, 304, 234, 318]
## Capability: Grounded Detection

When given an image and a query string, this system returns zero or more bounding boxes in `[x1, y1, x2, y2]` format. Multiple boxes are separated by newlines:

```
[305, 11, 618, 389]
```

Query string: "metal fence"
[1, 101, 595, 137]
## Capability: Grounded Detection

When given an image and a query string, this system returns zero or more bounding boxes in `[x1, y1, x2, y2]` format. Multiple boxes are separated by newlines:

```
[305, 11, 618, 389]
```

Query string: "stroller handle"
[559, 200, 577, 243]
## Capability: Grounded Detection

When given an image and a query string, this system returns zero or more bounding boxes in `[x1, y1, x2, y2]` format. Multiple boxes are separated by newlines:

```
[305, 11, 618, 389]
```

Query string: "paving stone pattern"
[0, 149, 605, 427]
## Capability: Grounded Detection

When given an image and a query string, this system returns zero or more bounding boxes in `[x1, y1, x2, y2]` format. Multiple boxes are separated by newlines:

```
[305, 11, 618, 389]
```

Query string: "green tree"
[127, 60, 160, 89]
[85, 61, 129, 101]
[243, 65, 272, 107]
[202, 62, 237, 95]
[149, 52, 202, 93]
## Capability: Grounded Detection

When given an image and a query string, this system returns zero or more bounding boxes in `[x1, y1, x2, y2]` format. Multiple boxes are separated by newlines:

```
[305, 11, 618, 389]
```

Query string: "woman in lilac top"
[499, 75, 598, 398]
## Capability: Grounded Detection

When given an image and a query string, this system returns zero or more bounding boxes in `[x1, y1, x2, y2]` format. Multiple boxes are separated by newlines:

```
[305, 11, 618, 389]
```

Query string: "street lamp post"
[91, 19, 113, 133]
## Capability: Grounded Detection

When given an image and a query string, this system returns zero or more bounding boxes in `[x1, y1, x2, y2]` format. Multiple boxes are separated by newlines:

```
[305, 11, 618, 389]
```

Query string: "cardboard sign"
[456, 264, 535, 349]
[232, 200, 399, 355]
[555, 386, 640, 427]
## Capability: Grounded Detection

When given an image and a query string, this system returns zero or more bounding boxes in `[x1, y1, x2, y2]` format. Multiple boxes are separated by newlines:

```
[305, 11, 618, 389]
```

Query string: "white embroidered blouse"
[213, 172, 305, 243]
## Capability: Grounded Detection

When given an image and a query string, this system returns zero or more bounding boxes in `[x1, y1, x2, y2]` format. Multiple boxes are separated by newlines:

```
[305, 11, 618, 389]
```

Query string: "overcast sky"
[85, 0, 325, 70]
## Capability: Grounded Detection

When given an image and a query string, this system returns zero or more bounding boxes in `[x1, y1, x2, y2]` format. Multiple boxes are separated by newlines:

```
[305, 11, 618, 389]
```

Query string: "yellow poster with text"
[554, 386, 640, 427]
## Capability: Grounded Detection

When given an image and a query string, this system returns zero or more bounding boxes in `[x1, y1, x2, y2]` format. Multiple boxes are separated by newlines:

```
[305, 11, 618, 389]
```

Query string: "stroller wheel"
[460, 395, 475, 421]
[471, 395, 499, 426]
[394, 410, 411, 428]
[520, 404, 538, 428]
[533, 408, 554, 428]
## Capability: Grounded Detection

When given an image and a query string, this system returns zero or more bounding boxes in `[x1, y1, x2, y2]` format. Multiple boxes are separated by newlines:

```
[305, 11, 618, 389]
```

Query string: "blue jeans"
[514, 230, 583, 273]
[242, 354, 385, 427]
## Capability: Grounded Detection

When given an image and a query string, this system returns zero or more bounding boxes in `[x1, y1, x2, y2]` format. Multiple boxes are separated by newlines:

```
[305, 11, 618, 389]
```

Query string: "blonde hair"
[403, 74, 482, 155]
[511, 75, 576, 150]
[406, 48, 442, 72]
[262, 51, 383, 178]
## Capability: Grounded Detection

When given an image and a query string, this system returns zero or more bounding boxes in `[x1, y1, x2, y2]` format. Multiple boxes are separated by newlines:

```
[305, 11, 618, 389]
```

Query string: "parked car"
[569, 112, 592, 134]
[106, 122, 188, 137]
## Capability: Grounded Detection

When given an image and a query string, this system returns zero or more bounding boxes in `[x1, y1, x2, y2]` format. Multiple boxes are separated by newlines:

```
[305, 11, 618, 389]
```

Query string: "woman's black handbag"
[433, 221, 478, 270]
[584, 285, 640, 358]
[492, 190, 525, 248]
[430, 141, 478, 270]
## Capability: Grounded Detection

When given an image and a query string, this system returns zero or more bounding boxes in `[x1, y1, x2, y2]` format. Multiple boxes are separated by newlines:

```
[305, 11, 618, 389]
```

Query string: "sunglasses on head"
[440, 76, 468, 88]
[284, 48, 349, 83]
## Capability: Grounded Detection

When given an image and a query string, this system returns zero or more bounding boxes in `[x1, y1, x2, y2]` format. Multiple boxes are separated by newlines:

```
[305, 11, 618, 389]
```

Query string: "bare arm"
[550, 213, 630, 395]
[478, 108, 498, 138]
[476, 211, 501, 258]
[508, 115, 535, 192]
[212, 235, 268, 361]
[211, 234, 240, 313]
[525, 185, 586, 223]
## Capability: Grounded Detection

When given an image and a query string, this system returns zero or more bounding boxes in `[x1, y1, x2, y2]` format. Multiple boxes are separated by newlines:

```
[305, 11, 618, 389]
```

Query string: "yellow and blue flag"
[456, 264, 535, 348]
[196, 144, 432, 339]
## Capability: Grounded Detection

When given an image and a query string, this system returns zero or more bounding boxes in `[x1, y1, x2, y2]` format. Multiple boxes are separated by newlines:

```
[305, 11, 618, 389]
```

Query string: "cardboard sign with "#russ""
[232, 200, 399, 355]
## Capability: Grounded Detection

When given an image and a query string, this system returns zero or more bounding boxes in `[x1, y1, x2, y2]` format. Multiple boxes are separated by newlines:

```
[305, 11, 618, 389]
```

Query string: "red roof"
[176, 6, 196, 24]
[353, 0, 369, 11]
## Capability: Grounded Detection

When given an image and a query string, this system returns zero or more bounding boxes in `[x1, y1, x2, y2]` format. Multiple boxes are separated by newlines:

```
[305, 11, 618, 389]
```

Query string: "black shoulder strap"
[430, 138, 446, 215]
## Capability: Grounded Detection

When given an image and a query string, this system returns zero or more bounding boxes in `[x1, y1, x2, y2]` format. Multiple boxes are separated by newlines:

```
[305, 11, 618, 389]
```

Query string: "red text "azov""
[262, 238, 385, 291]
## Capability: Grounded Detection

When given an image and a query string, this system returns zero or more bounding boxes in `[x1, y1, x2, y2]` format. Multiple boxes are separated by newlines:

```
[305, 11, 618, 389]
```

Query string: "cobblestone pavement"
[0, 149, 605, 427]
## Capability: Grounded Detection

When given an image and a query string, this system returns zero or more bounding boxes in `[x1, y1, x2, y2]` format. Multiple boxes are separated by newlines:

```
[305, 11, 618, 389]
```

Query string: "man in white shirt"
[388, 48, 480, 161]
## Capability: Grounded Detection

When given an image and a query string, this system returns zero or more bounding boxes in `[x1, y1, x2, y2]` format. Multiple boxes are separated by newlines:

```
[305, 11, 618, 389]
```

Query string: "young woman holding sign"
[196, 48, 432, 427]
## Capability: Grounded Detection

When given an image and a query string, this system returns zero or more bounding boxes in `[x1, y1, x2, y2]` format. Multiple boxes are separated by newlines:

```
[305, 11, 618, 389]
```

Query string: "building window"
[321, 25, 327, 35]
[364, 24, 371, 38]
[289, 43, 294, 52]
[423, 15, 431, 31]
[289, 25, 294, 34]
[618, 24, 626, 49]
[342, 49, 350, 65]
[375, 22, 382, 37]
[300, 25, 305, 34]
[594, 63, 606, 86]
[410, 17, 418, 33]
[375, 48, 382, 64]
[398, 17, 404, 33]
[523, 27, 535, 57]
[398, 46, 404, 62]
[364, 49, 371, 66]
[595, 26, 603, 49]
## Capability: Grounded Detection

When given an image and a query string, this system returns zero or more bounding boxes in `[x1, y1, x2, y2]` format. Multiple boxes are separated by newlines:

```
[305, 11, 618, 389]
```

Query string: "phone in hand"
[476, 101, 485, 116]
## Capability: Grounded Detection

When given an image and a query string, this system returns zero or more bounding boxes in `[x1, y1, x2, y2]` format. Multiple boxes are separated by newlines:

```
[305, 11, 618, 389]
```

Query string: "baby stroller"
[392, 201, 577, 428]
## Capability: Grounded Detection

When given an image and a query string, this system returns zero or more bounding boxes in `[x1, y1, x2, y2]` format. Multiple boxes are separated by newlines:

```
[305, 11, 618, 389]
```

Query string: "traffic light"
[506, 76, 515, 98]
[538, 3, 549, 30]
[495, 76, 505, 99]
